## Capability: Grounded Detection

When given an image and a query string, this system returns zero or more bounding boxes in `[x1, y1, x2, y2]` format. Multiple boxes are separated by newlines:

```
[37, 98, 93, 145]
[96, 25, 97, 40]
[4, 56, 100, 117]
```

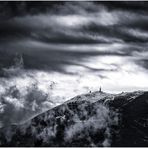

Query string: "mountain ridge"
[0, 90, 148, 146]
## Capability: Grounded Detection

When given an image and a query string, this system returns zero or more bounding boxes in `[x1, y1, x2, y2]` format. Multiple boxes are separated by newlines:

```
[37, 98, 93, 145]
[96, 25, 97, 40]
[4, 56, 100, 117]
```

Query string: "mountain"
[0, 90, 148, 147]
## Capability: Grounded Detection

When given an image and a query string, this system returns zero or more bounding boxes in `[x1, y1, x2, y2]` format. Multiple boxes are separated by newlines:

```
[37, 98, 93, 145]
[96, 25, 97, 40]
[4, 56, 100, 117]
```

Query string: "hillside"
[0, 90, 148, 147]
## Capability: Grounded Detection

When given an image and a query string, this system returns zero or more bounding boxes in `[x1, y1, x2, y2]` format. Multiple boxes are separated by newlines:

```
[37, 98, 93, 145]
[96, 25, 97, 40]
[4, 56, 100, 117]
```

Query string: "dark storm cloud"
[0, 2, 147, 44]
[136, 59, 148, 70]
[1, 1, 148, 18]
[0, 1, 148, 74]
[82, 24, 148, 43]
[0, 40, 127, 74]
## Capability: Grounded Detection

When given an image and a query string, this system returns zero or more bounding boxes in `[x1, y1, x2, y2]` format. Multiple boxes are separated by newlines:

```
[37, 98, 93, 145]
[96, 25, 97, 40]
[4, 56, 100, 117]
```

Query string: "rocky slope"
[0, 90, 148, 147]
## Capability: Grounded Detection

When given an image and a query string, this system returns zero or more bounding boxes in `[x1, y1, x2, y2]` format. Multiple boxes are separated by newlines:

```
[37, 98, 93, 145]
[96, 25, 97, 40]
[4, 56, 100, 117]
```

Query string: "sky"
[0, 1, 148, 125]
